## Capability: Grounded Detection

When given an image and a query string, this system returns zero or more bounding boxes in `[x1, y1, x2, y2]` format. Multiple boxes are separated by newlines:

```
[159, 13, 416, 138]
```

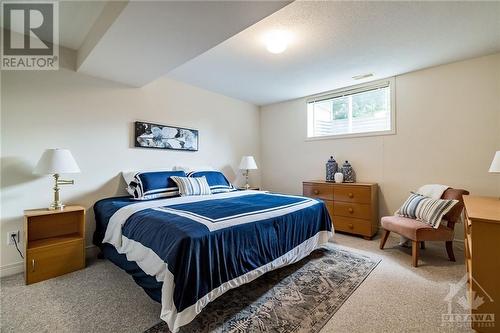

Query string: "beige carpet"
[1, 233, 472, 333]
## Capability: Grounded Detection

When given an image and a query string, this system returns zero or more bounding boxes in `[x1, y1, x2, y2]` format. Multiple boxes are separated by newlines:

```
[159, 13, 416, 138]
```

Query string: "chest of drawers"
[303, 181, 378, 239]
[463, 195, 500, 332]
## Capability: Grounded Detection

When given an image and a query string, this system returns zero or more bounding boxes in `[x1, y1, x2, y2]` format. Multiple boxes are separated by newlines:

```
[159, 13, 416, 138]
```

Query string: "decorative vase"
[325, 156, 337, 182]
[334, 172, 344, 183]
[341, 160, 355, 183]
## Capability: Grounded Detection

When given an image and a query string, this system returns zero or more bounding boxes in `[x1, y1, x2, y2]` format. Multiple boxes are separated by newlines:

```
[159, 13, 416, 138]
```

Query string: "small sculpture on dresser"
[334, 172, 344, 183]
[341, 160, 355, 183]
[325, 156, 338, 182]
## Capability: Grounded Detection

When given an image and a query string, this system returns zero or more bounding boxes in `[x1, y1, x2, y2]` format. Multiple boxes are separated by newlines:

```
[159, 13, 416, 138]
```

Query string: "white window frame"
[306, 77, 396, 141]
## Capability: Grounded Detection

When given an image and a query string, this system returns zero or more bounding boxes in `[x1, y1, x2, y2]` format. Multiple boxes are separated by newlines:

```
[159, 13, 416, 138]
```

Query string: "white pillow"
[122, 171, 138, 188]
[173, 165, 216, 173]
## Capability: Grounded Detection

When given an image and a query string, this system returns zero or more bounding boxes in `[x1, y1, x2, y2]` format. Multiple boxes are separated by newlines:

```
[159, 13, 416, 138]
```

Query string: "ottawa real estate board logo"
[442, 274, 495, 329]
[1, 1, 59, 70]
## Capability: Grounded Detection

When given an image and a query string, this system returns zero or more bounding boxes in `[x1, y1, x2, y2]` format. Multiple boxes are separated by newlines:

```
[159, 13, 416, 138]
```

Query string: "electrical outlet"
[7, 231, 20, 245]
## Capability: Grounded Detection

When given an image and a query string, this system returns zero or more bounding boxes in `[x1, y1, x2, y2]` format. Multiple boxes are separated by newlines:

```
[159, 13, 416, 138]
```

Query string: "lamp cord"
[12, 234, 24, 259]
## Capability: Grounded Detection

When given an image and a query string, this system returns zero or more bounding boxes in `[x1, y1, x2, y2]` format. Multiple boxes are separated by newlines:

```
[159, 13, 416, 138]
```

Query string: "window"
[307, 79, 395, 139]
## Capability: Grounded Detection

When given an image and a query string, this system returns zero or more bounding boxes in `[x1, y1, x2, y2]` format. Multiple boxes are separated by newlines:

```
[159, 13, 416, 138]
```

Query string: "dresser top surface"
[303, 180, 377, 186]
[464, 195, 500, 223]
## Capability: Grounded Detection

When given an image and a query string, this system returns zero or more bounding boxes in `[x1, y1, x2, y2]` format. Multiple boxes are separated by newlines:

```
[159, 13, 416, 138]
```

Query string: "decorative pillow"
[124, 170, 186, 200]
[171, 176, 212, 196]
[187, 170, 236, 194]
[396, 192, 458, 228]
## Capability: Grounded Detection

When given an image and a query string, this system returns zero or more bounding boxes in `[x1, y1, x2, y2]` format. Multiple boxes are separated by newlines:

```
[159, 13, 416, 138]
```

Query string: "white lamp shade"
[34, 149, 81, 174]
[239, 156, 258, 170]
[489, 151, 500, 173]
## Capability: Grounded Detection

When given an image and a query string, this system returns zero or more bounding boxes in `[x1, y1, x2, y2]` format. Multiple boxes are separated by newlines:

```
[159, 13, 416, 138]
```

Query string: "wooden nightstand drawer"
[26, 239, 84, 285]
[333, 216, 372, 235]
[333, 185, 371, 203]
[333, 201, 372, 220]
[303, 183, 334, 201]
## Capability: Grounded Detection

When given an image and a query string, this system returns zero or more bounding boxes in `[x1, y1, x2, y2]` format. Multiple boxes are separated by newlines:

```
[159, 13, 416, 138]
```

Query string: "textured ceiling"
[168, 1, 500, 106]
[77, 1, 290, 86]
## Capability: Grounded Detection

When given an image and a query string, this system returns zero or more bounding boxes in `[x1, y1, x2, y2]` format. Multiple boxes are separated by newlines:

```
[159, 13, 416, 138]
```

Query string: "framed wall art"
[134, 121, 199, 151]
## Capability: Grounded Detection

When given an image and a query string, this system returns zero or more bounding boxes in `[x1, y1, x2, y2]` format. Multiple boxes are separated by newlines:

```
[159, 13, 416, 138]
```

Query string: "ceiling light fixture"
[264, 30, 291, 54]
[352, 73, 374, 80]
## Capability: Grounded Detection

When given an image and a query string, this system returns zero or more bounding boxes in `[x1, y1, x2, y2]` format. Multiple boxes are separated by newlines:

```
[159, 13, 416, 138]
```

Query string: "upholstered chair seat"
[379, 188, 469, 267]
[380, 216, 455, 242]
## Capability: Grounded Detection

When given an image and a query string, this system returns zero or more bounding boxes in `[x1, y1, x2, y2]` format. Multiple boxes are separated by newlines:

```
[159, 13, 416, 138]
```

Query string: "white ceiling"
[59, 1, 107, 50]
[168, 1, 500, 106]
[6, 1, 498, 106]
[1, 1, 106, 50]
[77, 1, 290, 86]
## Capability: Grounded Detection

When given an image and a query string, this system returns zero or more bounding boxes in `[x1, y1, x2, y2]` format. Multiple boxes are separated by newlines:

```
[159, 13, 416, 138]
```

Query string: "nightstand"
[23, 206, 86, 284]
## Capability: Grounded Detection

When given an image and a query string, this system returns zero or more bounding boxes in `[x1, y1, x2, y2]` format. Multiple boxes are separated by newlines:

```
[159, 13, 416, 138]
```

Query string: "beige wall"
[0, 49, 261, 275]
[2, 51, 499, 276]
[260, 53, 500, 240]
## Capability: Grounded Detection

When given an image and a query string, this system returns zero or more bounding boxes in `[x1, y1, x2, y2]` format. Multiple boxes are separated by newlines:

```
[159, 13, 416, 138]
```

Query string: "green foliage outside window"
[352, 89, 387, 118]
[332, 97, 348, 120]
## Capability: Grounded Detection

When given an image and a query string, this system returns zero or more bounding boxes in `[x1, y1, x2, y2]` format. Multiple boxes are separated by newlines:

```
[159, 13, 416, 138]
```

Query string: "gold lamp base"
[244, 169, 251, 190]
[49, 173, 74, 210]
[49, 202, 65, 211]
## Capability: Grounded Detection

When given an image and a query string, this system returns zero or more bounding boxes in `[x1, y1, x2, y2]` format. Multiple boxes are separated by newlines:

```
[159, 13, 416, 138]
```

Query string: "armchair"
[379, 188, 469, 267]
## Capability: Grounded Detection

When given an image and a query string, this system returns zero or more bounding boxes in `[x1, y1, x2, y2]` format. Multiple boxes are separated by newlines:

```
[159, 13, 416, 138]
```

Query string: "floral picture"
[134, 121, 198, 151]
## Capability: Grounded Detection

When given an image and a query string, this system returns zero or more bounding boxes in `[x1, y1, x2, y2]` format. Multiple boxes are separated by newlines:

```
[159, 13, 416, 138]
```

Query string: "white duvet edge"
[110, 230, 333, 333]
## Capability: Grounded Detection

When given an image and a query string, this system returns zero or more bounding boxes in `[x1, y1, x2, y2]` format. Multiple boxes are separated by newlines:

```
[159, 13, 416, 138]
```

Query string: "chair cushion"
[381, 216, 454, 241]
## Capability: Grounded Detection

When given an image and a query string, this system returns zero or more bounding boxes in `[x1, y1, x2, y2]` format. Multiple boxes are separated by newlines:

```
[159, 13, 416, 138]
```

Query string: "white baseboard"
[85, 244, 100, 259]
[0, 261, 24, 278]
[0, 245, 100, 278]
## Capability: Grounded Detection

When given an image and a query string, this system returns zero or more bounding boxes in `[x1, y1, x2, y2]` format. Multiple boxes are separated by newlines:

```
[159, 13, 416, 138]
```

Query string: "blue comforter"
[95, 190, 332, 332]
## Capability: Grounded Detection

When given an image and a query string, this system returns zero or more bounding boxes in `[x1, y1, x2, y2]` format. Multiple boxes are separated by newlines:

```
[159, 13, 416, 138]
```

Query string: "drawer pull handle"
[348, 193, 354, 198]
[348, 223, 354, 229]
[313, 190, 319, 195]
[31, 259, 35, 272]
[348, 208, 354, 213]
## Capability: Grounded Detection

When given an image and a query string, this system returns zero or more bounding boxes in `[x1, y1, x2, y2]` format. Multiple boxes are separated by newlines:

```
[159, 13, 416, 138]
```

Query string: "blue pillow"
[187, 171, 236, 194]
[127, 170, 186, 200]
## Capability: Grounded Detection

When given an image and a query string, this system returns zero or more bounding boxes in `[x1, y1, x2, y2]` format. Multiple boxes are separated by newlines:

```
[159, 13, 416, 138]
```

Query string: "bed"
[93, 189, 332, 332]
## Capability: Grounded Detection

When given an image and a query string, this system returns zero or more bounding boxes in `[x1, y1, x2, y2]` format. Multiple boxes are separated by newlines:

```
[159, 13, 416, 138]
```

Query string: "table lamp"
[34, 148, 81, 210]
[489, 151, 500, 173]
[489, 151, 500, 200]
[239, 156, 258, 190]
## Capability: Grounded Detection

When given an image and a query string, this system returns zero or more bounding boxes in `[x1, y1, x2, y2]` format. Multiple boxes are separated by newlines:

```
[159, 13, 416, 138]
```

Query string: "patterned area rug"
[145, 245, 380, 333]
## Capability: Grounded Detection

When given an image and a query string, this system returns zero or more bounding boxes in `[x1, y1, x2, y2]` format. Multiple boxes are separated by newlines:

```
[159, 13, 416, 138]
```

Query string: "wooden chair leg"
[446, 241, 455, 262]
[412, 241, 419, 267]
[379, 230, 390, 249]
[420, 241, 425, 250]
